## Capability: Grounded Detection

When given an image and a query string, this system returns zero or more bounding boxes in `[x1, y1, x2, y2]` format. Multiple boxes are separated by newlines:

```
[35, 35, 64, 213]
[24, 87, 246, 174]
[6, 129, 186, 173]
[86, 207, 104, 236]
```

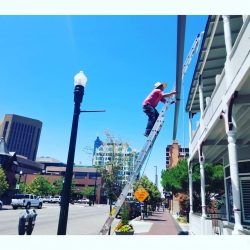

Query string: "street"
[0, 203, 119, 235]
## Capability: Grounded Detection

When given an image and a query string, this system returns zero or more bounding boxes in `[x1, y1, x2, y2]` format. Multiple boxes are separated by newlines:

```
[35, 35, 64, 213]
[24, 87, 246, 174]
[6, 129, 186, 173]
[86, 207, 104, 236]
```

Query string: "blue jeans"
[143, 104, 159, 135]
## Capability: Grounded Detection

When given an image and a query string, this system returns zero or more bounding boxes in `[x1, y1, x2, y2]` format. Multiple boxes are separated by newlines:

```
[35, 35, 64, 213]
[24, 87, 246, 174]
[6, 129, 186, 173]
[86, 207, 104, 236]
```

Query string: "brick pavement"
[133, 210, 180, 235]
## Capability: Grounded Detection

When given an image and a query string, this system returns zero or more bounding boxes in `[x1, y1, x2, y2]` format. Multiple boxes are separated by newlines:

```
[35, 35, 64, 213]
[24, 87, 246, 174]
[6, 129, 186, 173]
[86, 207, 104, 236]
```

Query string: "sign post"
[134, 187, 149, 203]
[134, 187, 149, 220]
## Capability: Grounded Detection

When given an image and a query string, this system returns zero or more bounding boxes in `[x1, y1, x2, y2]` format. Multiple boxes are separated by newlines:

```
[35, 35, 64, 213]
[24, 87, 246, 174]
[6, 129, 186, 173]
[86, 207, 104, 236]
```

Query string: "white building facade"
[92, 141, 138, 199]
[186, 15, 250, 235]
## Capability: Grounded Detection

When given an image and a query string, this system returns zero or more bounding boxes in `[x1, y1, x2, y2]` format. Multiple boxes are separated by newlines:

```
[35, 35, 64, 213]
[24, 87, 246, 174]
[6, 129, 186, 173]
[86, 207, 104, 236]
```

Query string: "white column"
[200, 160, 206, 219]
[199, 157, 207, 235]
[198, 77, 204, 117]
[188, 166, 193, 214]
[188, 112, 193, 142]
[222, 15, 232, 57]
[223, 15, 233, 87]
[227, 130, 243, 234]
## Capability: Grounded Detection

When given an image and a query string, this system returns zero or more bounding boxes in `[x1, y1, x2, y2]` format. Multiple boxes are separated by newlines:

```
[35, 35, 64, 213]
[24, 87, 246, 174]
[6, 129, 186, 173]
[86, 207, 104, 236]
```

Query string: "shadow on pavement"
[143, 218, 166, 222]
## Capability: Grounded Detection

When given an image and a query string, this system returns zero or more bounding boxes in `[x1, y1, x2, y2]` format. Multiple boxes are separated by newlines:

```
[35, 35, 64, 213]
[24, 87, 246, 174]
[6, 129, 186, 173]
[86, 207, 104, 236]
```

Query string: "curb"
[169, 213, 189, 235]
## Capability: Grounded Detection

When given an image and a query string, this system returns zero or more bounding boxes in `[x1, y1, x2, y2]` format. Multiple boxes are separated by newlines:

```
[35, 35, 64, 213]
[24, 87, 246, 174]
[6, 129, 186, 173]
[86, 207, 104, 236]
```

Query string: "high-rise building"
[93, 136, 103, 155]
[165, 140, 189, 169]
[0, 114, 42, 161]
[92, 138, 138, 199]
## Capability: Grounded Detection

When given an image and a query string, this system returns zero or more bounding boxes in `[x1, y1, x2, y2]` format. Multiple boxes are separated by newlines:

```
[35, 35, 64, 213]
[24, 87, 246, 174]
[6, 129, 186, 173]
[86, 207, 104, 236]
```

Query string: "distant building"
[93, 136, 103, 155]
[36, 156, 66, 170]
[166, 140, 189, 169]
[92, 138, 138, 199]
[24, 165, 104, 204]
[0, 114, 42, 161]
[0, 137, 44, 203]
[165, 140, 189, 214]
[93, 141, 137, 182]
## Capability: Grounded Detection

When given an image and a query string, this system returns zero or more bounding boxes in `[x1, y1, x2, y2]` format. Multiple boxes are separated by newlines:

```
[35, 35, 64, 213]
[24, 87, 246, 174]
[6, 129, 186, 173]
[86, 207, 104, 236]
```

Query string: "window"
[2, 121, 9, 139]
[74, 172, 88, 178]
[239, 162, 250, 174]
[89, 173, 97, 179]
[240, 176, 250, 224]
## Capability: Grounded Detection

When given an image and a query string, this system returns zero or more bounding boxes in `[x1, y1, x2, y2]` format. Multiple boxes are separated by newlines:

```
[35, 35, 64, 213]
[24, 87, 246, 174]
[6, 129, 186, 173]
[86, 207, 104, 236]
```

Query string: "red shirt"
[143, 89, 166, 107]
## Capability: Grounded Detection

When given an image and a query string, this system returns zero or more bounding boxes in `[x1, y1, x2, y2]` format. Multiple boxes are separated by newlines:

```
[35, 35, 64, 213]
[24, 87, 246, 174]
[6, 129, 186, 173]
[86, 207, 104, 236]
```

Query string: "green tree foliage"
[28, 175, 52, 196]
[51, 177, 63, 195]
[101, 165, 122, 202]
[161, 160, 189, 194]
[51, 177, 76, 196]
[133, 176, 161, 205]
[161, 159, 224, 212]
[0, 166, 9, 197]
[121, 202, 130, 225]
[20, 182, 32, 194]
[100, 147, 123, 202]
[81, 186, 95, 199]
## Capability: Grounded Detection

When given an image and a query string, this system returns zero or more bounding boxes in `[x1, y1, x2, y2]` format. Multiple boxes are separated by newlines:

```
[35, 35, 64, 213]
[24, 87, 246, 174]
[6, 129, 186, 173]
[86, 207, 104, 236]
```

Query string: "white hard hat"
[154, 82, 167, 89]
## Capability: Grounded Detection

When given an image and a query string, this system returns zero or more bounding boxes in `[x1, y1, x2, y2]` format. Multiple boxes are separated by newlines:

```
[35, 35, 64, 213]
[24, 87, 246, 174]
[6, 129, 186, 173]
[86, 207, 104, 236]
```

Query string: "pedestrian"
[143, 82, 176, 137]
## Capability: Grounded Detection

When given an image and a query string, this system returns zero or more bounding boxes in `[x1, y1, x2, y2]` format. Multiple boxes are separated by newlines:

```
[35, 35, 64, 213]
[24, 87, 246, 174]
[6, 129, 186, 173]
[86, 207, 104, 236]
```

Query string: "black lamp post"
[93, 169, 98, 205]
[15, 170, 23, 194]
[18, 170, 23, 184]
[57, 70, 87, 235]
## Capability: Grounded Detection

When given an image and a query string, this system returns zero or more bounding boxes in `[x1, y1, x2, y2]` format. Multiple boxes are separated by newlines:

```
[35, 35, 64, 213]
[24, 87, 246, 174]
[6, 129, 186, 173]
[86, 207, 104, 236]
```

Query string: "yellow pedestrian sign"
[134, 187, 149, 202]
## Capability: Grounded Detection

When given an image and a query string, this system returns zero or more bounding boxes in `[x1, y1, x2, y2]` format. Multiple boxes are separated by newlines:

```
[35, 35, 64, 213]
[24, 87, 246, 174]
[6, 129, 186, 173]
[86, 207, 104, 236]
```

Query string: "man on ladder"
[143, 82, 176, 137]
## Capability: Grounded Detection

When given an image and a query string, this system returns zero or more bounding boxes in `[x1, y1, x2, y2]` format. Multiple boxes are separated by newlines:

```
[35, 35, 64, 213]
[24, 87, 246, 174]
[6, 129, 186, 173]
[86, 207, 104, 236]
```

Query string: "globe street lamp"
[18, 170, 23, 184]
[16, 170, 23, 193]
[57, 71, 87, 235]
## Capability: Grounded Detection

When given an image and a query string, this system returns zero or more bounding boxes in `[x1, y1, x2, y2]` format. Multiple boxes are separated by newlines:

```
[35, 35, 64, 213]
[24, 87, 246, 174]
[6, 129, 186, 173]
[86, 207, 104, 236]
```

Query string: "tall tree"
[81, 186, 95, 199]
[161, 159, 224, 213]
[133, 176, 161, 205]
[20, 183, 32, 194]
[0, 166, 9, 197]
[51, 177, 76, 196]
[51, 177, 64, 195]
[28, 175, 52, 196]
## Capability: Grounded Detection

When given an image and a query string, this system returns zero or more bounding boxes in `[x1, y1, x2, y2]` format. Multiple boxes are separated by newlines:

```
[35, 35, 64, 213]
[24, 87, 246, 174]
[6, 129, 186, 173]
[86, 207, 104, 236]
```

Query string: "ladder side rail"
[182, 35, 201, 78]
[99, 100, 171, 235]
[99, 126, 161, 234]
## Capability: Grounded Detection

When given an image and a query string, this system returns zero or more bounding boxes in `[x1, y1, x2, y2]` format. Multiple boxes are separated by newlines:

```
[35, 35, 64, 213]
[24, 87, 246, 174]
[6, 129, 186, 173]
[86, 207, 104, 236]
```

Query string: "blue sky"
[0, 15, 207, 192]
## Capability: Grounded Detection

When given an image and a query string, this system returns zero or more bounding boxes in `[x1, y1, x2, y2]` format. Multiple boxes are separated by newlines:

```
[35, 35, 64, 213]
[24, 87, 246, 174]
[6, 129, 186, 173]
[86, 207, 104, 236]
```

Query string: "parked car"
[11, 194, 43, 209]
[129, 201, 141, 219]
[51, 195, 61, 203]
[77, 198, 90, 204]
[0, 200, 3, 210]
[42, 196, 54, 203]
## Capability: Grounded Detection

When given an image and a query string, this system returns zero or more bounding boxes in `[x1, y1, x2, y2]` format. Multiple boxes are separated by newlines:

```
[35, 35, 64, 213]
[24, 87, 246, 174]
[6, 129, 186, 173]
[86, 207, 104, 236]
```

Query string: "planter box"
[115, 230, 134, 235]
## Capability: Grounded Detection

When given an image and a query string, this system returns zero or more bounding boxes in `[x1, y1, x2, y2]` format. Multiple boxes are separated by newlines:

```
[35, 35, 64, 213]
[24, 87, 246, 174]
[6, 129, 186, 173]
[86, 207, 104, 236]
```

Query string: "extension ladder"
[99, 97, 174, 235]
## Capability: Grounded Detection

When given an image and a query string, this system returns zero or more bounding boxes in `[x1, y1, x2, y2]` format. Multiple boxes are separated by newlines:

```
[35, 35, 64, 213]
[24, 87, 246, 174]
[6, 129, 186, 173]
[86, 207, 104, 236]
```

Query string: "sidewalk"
[131, 210, 188, 235]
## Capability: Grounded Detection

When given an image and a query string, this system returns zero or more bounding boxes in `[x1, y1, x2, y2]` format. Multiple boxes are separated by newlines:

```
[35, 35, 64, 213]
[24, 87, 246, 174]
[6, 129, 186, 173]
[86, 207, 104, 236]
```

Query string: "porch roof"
[186, 15, 243, 113]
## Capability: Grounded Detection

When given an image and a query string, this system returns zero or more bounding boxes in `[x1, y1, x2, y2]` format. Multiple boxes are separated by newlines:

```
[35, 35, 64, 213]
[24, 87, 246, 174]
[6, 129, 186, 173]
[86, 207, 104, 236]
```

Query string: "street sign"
[134, 187, 149, 202]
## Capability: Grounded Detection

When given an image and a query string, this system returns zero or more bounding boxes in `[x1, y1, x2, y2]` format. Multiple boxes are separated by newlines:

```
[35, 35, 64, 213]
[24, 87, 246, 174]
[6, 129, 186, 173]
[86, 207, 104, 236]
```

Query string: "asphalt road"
[0, 203, 119, 235]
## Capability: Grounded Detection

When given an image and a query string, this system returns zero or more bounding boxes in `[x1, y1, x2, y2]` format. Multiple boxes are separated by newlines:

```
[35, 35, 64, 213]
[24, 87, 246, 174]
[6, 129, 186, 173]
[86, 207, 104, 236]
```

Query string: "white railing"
[189, 213, 224, 235]
[202, 75, 226, 130]
[189, 213, 202, 234]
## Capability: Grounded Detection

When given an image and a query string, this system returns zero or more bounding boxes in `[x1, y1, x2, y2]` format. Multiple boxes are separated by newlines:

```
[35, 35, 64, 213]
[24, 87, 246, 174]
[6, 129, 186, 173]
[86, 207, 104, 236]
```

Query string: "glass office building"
[0, 114, 42, 161]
